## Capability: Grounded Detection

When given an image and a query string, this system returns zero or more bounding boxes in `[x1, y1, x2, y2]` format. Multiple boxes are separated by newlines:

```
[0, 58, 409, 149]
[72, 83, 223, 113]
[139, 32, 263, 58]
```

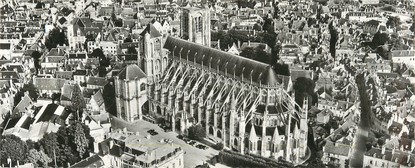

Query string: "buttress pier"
[146, 36, 309, 164]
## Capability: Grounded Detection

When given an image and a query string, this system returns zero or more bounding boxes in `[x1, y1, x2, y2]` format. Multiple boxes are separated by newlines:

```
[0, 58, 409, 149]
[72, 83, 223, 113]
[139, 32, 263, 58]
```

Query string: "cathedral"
[115, 5, 310, 164]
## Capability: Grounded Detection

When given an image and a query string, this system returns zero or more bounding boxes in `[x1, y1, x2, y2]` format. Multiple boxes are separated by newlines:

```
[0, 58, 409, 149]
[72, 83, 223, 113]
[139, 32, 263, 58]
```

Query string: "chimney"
[109, 140, 114, 148]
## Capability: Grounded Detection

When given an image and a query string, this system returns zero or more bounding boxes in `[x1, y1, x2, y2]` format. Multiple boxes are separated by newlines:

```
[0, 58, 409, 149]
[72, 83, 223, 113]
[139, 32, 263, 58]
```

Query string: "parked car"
[183, 138, 191, 143]
[196, 144, 208, 150]
[147, 129, 158, 135]
[188, 140, 196, 146]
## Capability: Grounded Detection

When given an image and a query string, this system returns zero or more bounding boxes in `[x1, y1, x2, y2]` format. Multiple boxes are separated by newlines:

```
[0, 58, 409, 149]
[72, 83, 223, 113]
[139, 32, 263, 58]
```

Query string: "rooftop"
[117, 64, 146, 80]
[109, 130, 182, 164]
[164, 36, 283, 87]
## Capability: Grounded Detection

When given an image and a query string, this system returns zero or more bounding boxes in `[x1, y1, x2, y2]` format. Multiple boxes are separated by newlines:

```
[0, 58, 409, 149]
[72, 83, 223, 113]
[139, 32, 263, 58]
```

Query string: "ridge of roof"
[164, 36, 281, 87]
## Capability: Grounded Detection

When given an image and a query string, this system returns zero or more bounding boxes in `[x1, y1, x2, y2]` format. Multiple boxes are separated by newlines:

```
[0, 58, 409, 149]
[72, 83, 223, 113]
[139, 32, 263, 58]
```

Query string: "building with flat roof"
[99, 130, 184, 168]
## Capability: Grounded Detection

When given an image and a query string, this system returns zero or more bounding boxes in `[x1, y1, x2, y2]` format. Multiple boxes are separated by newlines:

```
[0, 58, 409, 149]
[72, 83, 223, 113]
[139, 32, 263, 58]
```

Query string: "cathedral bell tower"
[140, 23, 168, 84]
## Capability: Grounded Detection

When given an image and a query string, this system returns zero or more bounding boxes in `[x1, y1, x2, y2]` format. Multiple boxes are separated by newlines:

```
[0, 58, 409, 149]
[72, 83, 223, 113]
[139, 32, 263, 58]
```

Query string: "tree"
[213, 142, 224, 150]
[293, 77, 316, 108]
[219, 33, 234, 50]
[13, 82, 39, 108]
[273, 63, 290, 76]
[70, 84, 85, 120]
[22, 82, 39, 101]
[0, 135, 29, 166]
[73, 122, 89, 157]
[35, 2, 43, 9]
[386, 16, 400, 29]
[103, 80, 116, 116]
[51, 93, 61, 103]
[45, 28, 67, 50]
[240, 47, 255, 59]
[253, 23, 262, 31]
[31, 50, 42, 73]
[124, 37, 133, 43]
[26, 149, 52, 167]
[329, 21, 338, 59]
[188, 124, 206, 140]
[91, 48, 110, 77]
[91, 48, 105, 58]
[254, 47, 270, 64]
[262, 18, 274, 33]
[259, 31, 277, 51]
[38, 133, 58, 165]
[271, 42, 282, 63]
[38, 122, 92, 167]
[114, 19, 123, 27]
[372, 31, 389, 47]
[127, 47, 138, 54]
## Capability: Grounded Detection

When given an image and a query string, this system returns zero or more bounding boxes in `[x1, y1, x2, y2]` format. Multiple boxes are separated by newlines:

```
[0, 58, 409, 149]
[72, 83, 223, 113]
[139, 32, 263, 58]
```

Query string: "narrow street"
[349, 74, 372, 168]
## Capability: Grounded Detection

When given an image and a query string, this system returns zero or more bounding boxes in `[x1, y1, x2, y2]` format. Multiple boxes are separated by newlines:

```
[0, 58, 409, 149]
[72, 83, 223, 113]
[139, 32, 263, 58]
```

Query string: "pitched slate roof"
[87, 77, 108, 86]
[140, 24, 162, 38]
[71, 154, 104, 168]
[92, 91, 105, 107]
[117, 64, 146, 80]
[13, 95, 33, 115]
[55, 71, 73, 79]
[164, 36, 281, 86]
[73, 69, 87, 76]
[0, 71, 19, 79]
[2, 64, 24, 73]
[0, 43, 11, 49]
[323, 141, 350, 156]
[34, 78, 67, 91]
[47, 48, 65, 56]
[36, 104, 59, 123]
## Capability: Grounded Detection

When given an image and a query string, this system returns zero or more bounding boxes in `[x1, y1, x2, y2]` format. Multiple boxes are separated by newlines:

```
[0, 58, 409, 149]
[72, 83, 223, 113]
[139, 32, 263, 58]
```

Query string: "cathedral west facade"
[115, 5, 310, 164]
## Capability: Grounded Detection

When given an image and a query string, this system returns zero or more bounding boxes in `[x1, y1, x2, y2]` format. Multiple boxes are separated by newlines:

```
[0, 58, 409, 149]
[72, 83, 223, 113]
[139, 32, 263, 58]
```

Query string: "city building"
[98, 130, 185, 168]
[115, 64, 148, 122]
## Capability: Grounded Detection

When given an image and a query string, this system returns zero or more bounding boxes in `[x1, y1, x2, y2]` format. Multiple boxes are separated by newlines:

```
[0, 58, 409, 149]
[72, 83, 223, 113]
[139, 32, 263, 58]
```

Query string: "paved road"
[349, 74, 372, 168]
[349, 128, 368, 168]
[110, 117, 219, 168]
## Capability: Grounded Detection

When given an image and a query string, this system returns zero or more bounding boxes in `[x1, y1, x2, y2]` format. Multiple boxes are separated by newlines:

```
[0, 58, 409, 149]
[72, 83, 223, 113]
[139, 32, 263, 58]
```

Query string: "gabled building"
[41, 48, 65, 68]
[87, 90, 106, 114]
[363, 147, 415, 168]
[12, 93, 33, 117]
[86, 77, 108, 90]
[33, 77, 67, 96]
[321, 141, 351, 168]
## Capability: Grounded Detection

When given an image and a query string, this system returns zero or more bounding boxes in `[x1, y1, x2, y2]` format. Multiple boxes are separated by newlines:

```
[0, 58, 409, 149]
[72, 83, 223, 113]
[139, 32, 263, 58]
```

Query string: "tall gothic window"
[195, 16, 202, 33]
[154, 39, 161, 51]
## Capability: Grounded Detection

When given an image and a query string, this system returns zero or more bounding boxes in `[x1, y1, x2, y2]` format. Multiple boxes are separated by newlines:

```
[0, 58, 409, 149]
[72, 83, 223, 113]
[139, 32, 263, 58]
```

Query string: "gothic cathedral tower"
[180, 6, 211, 47]
[115, 64, 148, 122]
[140, 24, 167, 84]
